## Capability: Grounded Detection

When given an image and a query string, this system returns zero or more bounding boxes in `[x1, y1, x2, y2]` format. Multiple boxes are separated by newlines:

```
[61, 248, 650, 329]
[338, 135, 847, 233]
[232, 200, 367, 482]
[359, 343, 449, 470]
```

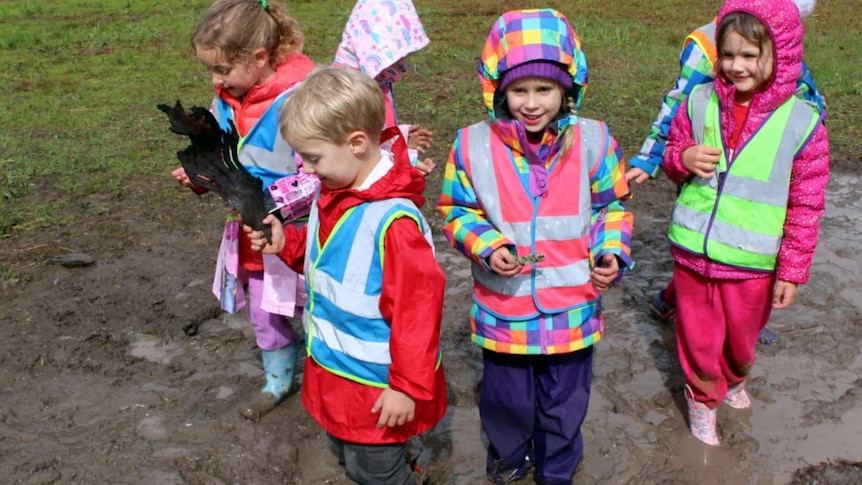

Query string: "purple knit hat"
[499, 60, 574, 92]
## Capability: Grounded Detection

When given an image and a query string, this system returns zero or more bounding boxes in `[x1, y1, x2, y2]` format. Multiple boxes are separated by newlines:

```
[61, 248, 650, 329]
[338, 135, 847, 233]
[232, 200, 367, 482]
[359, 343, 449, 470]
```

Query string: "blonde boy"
[247, 66, 446, 485]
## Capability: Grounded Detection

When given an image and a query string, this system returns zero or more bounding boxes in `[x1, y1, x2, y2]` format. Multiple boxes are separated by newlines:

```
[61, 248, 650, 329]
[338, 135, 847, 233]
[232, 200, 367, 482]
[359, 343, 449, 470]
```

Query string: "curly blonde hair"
[193, 0, 304, 68]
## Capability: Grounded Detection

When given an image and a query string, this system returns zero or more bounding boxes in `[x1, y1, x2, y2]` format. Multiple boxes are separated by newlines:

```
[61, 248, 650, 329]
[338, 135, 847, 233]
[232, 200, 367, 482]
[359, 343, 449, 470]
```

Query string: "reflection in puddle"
[297, 405, 487, 484]
[811, 173, 862, 311]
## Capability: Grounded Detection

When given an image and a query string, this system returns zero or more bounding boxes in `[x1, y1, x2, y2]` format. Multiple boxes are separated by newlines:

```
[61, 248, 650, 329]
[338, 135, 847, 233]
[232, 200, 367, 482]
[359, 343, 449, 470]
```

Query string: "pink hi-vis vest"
[461, 120, 605, 319]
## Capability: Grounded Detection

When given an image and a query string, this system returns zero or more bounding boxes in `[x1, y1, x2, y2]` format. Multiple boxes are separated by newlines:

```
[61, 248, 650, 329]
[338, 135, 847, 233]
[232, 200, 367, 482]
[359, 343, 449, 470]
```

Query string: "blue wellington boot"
[238, 342, 299, 421]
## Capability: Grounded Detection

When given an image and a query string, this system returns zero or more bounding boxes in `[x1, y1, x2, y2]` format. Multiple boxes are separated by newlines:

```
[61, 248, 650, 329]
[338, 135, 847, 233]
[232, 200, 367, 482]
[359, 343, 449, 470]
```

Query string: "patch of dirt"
[1, 166, 861, 484]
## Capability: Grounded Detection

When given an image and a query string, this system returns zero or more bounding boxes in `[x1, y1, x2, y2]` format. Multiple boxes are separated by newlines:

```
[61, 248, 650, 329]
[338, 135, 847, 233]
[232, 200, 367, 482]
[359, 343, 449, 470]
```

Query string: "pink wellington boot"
[724, 382, 751, 410]
[685, 385, 720, 446]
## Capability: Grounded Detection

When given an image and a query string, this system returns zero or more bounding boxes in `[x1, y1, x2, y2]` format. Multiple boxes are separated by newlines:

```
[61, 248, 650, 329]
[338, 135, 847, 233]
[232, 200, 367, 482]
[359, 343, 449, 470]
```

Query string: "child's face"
[375, 59, 407, 84]
[504, 77, 565, 133]
[291, 136, 366, 190]
[720, 31, 773, 105]
[196, 46, 272, 98]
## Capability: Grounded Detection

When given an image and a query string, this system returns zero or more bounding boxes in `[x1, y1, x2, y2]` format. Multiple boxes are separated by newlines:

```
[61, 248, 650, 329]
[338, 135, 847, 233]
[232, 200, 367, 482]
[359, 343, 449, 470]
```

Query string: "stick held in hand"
[157, 100, 272, 243]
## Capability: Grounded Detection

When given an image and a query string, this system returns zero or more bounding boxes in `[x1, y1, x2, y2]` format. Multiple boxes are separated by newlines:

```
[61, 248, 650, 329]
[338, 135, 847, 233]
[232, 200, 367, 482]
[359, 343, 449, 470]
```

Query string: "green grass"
[0, 0, 858, 241]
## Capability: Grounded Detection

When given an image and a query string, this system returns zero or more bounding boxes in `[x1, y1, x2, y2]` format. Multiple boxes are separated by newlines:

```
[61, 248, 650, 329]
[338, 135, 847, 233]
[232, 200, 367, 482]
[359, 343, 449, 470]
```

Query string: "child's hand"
[171, 167, 193, 187]
[681, 145, 722, 179]
[407, 124, 433, 152]
[228, 209, 244, 226]
[371, 388, 416, 428]
[773, 280, 798, 309]
[488, 247, 522, 277]
[625, 167, 650, 184]
[591, 253, 619, 291]
[172, 166, 209, 194]
[415, 158, 436, 176]
[243, 214, 285, 254]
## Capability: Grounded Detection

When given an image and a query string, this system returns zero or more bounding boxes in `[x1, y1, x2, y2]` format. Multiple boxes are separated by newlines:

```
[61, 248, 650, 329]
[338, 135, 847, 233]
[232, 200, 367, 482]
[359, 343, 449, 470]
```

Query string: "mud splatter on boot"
[685, 385, 719, 446]
[724, 382, 752, 410]
[238, 343, 299, 420]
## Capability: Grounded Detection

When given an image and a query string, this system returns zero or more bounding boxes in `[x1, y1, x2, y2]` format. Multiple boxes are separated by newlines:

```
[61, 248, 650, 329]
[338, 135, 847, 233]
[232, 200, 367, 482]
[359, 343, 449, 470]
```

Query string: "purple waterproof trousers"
[480, 347, 593, 485]
[245, 270, 300, 351]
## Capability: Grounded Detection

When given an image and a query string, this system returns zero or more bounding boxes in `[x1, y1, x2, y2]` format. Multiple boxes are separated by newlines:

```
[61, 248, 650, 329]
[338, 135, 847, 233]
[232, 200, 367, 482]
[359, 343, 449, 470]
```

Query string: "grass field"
[0, 0, 859, 283]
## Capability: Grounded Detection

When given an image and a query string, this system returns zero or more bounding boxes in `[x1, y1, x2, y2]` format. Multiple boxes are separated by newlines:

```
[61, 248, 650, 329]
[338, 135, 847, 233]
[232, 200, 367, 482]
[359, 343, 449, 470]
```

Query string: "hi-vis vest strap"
[463, 120, 605, 319]
[669, 83, 820, 270]
[212, 92, 299, 189]
[685, 21, 718, 65]
[303, 197, 435, 388]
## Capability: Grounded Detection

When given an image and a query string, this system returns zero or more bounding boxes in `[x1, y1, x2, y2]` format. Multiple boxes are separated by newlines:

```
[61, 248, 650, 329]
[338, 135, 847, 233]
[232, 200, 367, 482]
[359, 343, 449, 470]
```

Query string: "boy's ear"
[347, 131, 371, 156]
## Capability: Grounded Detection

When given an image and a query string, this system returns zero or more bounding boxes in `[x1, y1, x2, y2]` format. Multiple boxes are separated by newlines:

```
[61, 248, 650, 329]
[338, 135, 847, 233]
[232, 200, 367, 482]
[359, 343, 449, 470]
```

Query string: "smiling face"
[719, 30, 774, 105]
[196, 46, 274, 98]
[503, 77, 565, 133]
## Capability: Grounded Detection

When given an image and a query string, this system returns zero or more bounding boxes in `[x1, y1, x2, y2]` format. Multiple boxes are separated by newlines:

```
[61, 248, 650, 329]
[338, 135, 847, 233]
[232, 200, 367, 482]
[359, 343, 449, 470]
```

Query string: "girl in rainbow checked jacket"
[437, 9, 634, 485]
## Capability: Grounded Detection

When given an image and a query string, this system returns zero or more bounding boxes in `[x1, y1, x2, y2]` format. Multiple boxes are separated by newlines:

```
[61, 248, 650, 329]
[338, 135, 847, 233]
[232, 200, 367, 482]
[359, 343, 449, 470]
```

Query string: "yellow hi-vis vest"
[668, 83, 820, 271]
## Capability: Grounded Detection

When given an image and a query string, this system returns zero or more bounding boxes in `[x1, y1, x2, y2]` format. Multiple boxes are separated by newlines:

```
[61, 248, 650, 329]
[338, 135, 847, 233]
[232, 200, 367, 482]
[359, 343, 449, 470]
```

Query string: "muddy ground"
[1, 154, 861, 484]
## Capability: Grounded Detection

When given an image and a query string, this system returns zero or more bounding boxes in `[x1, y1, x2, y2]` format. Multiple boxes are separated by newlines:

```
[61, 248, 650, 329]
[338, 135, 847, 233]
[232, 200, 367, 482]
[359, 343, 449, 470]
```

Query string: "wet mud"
[1, 170, 860, 484]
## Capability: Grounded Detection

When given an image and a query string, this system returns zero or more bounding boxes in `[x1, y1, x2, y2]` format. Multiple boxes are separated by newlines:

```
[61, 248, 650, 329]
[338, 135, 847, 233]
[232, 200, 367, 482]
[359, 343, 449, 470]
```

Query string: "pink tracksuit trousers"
[673, 264, 775, 408]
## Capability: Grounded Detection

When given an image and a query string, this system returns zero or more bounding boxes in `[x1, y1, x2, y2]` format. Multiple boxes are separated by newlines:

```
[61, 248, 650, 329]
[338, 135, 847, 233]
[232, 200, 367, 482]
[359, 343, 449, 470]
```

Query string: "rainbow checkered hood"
[478, 9, 588, 121]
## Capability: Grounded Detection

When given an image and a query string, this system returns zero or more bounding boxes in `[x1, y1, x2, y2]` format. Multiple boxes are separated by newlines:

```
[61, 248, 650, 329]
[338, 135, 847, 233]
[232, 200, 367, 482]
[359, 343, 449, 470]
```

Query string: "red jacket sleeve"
[276, 223, 308, 274]
[379, 217, 446, 402]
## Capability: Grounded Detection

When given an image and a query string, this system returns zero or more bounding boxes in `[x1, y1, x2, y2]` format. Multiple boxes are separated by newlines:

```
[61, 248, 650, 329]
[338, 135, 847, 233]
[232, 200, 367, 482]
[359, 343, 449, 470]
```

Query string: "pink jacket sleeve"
[776, 123, 830, 284]
[661, 98, 699, 184]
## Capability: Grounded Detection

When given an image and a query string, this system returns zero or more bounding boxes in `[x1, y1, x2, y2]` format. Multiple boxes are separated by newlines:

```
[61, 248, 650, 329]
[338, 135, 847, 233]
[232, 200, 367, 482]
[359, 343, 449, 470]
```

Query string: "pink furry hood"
[714, 0, 804, 114]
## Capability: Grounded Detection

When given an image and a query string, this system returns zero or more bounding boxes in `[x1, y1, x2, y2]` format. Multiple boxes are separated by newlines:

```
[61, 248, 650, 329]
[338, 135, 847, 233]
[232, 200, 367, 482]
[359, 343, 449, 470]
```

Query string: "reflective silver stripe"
[473, 260, 591, 296]
[578, 117, 606, 176]
[697, 23, 716, 41]
[689, 84, 711, 146]
[688, 84, 814, 207]
[466, 122, 502, 220]
[311, 315, 391, 365]
[671, 204, 781, 255]
[465, 120, 598, 242]
[720, 173, 787, 205]
[464, 119, 602, 296]
[312, 269, 383, 319]
[239, 138, 298, 174]
[535, 215, 590, 241]
[212, 94, 299, 175]
[311, 197, 432, 319]
[670, 203, 709, 233]
[709, 218, 781, 255]
[305, 197, 433, 364]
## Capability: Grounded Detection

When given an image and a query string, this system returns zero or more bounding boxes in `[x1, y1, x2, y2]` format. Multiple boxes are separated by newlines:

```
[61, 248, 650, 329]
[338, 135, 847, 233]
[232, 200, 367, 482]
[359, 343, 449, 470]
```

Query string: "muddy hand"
[773, 280, 798, 309]
[682, 144, 721, 179]
[407, 124, 433, 151]
[371, 388, 415, 428]
[489, 247, 521, 277]
[415, 158, 436, 176]
[625, 166, 651, 184]
[243, 214, 284, 254]
[591, 253, 619, 291]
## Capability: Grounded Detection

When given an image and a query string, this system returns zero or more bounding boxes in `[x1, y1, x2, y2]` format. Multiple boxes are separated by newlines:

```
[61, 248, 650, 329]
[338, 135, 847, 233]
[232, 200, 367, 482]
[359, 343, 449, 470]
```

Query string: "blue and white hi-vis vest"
[303, 197, 435, 387]
[211, 92, 299, 189]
